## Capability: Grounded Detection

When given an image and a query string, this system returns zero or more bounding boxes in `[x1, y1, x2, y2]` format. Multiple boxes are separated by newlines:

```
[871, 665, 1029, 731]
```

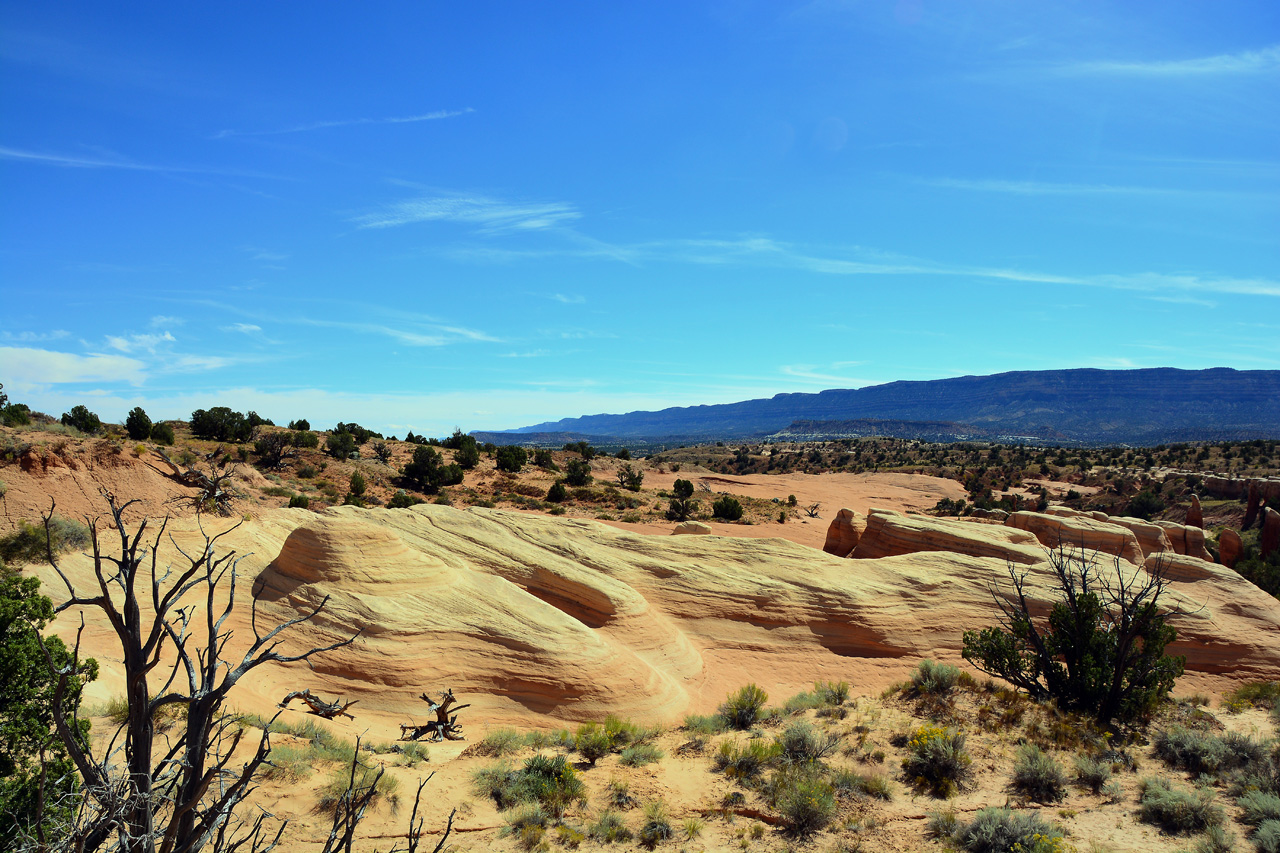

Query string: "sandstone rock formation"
[1187, 494, 1203, 528]
[1103, 516, 1173, 558]
[1219, 529, 1243, 570]
[672, 521, 711, 535]
[850, 509, 1045, 564]
[822, 508, 865, 557]
[1005, 511, 1144, 564]
[1263, 507, 1280, 558]
[1155, 521, 1214, 562]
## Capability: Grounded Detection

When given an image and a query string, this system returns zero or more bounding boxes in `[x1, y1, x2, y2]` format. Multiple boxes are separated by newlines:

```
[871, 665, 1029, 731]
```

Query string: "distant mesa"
[481, 367, 1280, 446]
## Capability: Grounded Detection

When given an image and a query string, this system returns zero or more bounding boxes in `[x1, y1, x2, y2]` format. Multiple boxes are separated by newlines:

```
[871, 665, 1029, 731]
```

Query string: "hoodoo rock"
[1245, 482, 1262, 530]
[1006, 511, 1145, 564]
[672, 521, 712, 535]
[1263, 507, 1280, 559]
[1187, 495, 1203, 528]
[823, 508, 865, 557]
[850, 509, 1044, 564]
[1219, 529, 1243, 569]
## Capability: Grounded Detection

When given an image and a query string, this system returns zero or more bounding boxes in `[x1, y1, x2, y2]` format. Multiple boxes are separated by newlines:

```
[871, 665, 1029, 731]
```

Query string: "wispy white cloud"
[549, 293, 586, 304]
[296, 318, 500, 346]
[149, 315, 184, 328]
[779, 364, 873, 385]
[2, 329, 70, 342]
[105, 331, 176, 353]
[0, 145, 281, 178]
[214, 108, 472, 139]
[500, 350, 549, 358]
[922, 177, 1207, 198]
[224, 323, 263, 334]
[1, 346, 147, 388]
[1061, 44, 1280, 76]
[353, 192, 580, 233]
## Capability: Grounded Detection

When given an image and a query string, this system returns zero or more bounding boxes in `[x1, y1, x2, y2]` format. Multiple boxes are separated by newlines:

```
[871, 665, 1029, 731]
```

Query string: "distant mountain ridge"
[497, 368, 1280, 446]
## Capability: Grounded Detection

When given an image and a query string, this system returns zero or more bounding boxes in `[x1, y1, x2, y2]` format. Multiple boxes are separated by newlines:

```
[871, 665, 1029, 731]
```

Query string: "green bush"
[713, 739, 780, 780]
[316, 763, 399, 816]
[683, 713, 728, 735]
[575, 723, 613, 764]
[1011, 744, 1067, 802]
[1072, 754, 1112, 793]
[190, 406, 252, 442]
[1138, 777, 1223, 833]
[910, 659, 963, 695]
[814, 679, 850, 705]
[901, 724, 972, 798]
[478, 728, 526, 757]
[387, 491, 423, 509]
[962, 547, 1185, 724]
[589, 810, 632, 843]
[496, 445, 527, 473]
[401, 446, 464, 494]
[830, 768, 893, 800]
[712, 495, 744, 520]
[0, 517, 90, 567]
[719, 684, 768, 729]
[60, 404, 101, 435]
[619, 743, 663, 767]
[125, 406, 152, 440]
[769, 766, 836, 835]
[1257, 820, 1280, 853]
[325, 431, 357, 459]
[292, 429, 319, 449]
[547, 482, 567, 503]
[472, 753, 586, 817]
[564, 458, 592, 487]
[149, 422, 175, 445]
[951, 807, 1067, 853]
[1240, 790, 1280, 826]
[777, 720, 839, 764]
[1155, 726, 1262, 776]
[287, 494, 310, 509]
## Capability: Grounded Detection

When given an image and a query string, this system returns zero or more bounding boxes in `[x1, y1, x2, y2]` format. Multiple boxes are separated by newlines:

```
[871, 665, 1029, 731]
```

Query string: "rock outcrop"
[672, 521, 711, 535]
[1103, 516, 1173, 558]
[850, 509, 1044, 564]
[1155, 521, 1214, 562]
[1187, 495, 1203, 528]
[822, 508, 865, 557]
[1006, 511, 1144, 564]
[1263, 507, 1280, 558]
[1219, 529, 1243, 569]
[1245, 482, 1262, 530]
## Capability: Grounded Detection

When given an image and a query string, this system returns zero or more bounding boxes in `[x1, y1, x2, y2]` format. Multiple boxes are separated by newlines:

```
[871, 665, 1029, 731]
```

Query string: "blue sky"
[2, 2, 1277, 437]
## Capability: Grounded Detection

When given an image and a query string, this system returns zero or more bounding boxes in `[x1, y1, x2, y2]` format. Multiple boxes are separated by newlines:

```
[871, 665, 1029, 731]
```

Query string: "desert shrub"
[574, 723, 613, 764]
[926, 808, 960, 839]
[451, 440, 480, 470]
[564, 458, 592, 486]
[1257, 820, 1280, 853]
[831, 768, 893, 800]
[125, 407, 152, 440]
[777, 720, 839, 764]
[0, 516, 90, 566]
[149, 422, 175, 445]
[814, 679, 850, 705]
[619, 743, 663, 767]
[901, 724, 972, 798]
[503, 800, 549, 835]
[1072, 754, 1113, 793]
[713, 739, 780, 780]
[287, 419, 310, 431]
[495, 445, 527, 473]
[951, 807, 1067, 853]
[1155, 726, 1262, 776]
[387, 490, 423, 508]
[1011, 744, 1067, 802]
[564, 441, 595, 459]
[769, 766, 836, 835]
[401, 446, 463, 494]
[683, 713, 728, 735]
[532, 448, 557, 470]
[190, 406, 252, 442]
[325, 430, 358, 460]
[1138, 777, 1223, 833]
[712, 495, 744, 520]
[719, 684, 768, 729]
[287, 495, 310, 509]
[911, 660, 963, 696]
[589, 810, 632, 843]
[1240, 790, 1280, 826]
[254, 432, 293, 469]
[292, 430, 319, 449]
[1128, 488, 1166, 521]
[316, 763, 399, 815]
[478, 728, 526, 757]
[962, 547, 1185, 724]
[60, 404, 101, 435]
[1227, 681, 1280, 710]
[546, 482, 567, 503]
[1191, 826, 1237, 853]
[473, 754, 586, 817]
[637, 800, 672, 849]
[260, 744, 311, 781]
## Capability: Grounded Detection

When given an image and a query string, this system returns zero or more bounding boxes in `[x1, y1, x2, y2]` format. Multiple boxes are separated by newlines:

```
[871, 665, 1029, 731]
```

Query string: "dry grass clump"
[1137, 777, 1223, 834]
[1072, 753, 1113, 793]
[588, 810, 632, 843]
[316, 763, 399, 816]
[719, 683, 769, 729]
[472, 753, 587, 818]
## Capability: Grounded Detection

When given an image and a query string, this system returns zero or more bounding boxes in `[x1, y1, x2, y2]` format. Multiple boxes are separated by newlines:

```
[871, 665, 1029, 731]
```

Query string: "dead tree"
[803, 502, 821, 518]
[36, 492, 363, 853]
[147, 447, 240, 516]
[398, 691, 470, 742]
[279, 689, 358, 720]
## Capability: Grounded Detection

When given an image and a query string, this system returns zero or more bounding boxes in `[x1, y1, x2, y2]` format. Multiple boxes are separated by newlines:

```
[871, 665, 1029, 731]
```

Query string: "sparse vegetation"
[719, 683, 768, 729]
[1011, 744, 1067, 802]
[901, 724, 972, 798]
[1138, 777, 1224, 833]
